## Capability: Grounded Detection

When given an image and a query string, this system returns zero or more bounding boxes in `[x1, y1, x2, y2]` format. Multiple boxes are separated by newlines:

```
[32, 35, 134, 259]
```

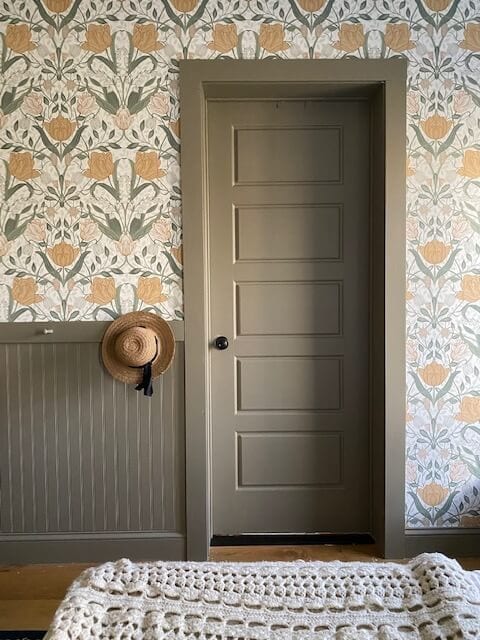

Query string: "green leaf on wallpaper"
[434, 490, 459, 522]
[409, 249, 433, 279]
[5, 181, 32, 202]
[161, 125, 180, 153]
[437, 124, 462, 155]
[36, 251, 62, 281]
[91, 182, 120, 202]
[411, 371, 433, 402]
[410, 124, 434, 155]
[438, 0, 462, 27]
[436, 248, 460, 280]
[1, 89, 24, 114]
[65, 252, 89, 282]
[460, 330, 480, 358]
[9, 307, 32, 321]
[128, 55, 152, 74]
[127, 90, 150, 114]
[286, 0, 310, 28]
[434, 371, 458, 402]
[59, 0, 83, 29]
[186, 0, 212, 29]
[155, 0, 183, 28]
[92, 55, 116, 74]
[94, 91, 120, 115]
[4, 215, 29, 241]
[33, 125, 61, 157]
[129, 216, 153, 240]
[132, 182, 156, 200]
[413, 0, 436, 27]
[95, 217, 122, 241]
[407, 491, 433, 524]
[162, 250, 182, 278]
[33, 0, 58, 28]
[63, 125, 87, 156]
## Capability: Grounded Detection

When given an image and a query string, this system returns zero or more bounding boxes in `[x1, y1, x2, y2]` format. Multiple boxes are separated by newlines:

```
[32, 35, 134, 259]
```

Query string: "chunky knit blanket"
[45, 553, 480, 639]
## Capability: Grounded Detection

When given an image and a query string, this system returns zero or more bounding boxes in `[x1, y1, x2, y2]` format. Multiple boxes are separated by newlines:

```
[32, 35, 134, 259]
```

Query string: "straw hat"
[102, 311, 175, 395]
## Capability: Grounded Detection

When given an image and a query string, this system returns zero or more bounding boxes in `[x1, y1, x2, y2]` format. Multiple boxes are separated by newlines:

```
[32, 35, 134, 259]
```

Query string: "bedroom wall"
[0, 0, 479, 533]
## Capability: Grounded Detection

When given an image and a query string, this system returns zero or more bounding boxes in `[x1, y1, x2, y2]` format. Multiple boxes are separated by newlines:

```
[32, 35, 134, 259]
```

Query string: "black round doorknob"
[215, 336, 229, 350]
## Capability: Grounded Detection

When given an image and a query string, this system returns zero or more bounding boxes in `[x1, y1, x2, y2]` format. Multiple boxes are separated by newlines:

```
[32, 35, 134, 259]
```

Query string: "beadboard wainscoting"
[0, 322, 185, 563]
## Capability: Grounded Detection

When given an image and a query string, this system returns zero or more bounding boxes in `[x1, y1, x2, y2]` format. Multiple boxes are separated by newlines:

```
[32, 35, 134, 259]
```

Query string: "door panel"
[235, 205, 343, 261]
[237, 432, 342, 487]
[208, 99, 370, 535]
[237, 357, 342, 412]
[234, 126, 342, 183]
[236, 281, 341, 336]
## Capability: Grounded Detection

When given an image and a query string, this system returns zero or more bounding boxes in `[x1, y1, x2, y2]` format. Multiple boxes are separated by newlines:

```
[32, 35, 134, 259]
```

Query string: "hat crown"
[114, 326, 157, 367]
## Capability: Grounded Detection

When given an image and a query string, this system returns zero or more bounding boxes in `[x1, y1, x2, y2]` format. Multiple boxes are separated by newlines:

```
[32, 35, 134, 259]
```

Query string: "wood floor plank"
[0, 547, 478, 629]
[209, 544, 383, 562]
[0, 599, 60, 629]
[0, 563, 91, 600]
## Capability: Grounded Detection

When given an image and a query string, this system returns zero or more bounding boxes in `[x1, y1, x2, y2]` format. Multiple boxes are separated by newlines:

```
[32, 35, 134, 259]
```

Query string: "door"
[208, 98, 371, 535]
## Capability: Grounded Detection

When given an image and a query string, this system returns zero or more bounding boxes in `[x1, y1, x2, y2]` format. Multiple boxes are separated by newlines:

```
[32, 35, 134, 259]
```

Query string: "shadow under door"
[208, 98, 371, 536]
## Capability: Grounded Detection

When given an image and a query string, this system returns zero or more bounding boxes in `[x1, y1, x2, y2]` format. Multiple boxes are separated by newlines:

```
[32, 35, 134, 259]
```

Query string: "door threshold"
[211, 533, 375, 547]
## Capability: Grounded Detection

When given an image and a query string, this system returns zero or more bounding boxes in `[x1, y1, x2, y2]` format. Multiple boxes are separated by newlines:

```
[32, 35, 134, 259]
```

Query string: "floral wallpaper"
[0, 0, 479, 529]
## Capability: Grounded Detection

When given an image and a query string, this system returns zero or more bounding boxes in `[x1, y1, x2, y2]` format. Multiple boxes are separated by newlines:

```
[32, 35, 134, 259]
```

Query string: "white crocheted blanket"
[45, 553, 480, 639]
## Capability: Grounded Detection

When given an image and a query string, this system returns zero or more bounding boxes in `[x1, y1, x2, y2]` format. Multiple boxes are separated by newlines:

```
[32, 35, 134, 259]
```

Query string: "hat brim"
[102, 311, 175, 384]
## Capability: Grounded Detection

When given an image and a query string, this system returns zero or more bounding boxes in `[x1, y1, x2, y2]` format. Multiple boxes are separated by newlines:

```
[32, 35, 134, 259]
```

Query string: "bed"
[45, 552, 480, 639]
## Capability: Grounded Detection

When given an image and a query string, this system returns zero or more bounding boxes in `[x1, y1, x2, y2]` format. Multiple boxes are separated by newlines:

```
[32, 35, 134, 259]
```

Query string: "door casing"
[180, 59, 407, 561]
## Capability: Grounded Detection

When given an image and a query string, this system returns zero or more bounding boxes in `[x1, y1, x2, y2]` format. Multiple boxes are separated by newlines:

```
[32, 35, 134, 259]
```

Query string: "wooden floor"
[1, 545, 479, 630]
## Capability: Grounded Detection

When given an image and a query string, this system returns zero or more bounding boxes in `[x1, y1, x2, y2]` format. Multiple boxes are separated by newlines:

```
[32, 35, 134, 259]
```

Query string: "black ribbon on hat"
[130, 336, 159, 397]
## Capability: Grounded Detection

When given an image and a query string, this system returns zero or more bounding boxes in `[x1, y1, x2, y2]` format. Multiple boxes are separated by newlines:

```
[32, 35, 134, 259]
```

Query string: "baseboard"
[0, 532, 186, 563]
[405, 528, 480, 557]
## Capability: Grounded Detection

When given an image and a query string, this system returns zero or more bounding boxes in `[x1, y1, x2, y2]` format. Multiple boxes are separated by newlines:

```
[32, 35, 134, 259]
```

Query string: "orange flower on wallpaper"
[116, 233, 135, 256]
[137, 277, 168, 304]
[79, 219, 99, 242]
[417, 483, 449, 507]
[297, 0, 326, 11]
[420, 114, 452, 140]
[47, 242, 79, 267]
[81, 24, 112, 54]
[460, 23, 480, 52]
[5, 24, 36, 53]
[9, 152, 40, 181]
[460, 515, 480, 527]
[424, 0, 452, 9]
[172, 244, 183, 265]
[44, 0, 71, 12]
[12, 277, 43, 305]
[406, 157, 415, 177]
[419, 240, 450, 264]
[85, 277, 116, 305]
[113, 108, 132, 131]
[258, 24, 290, 53]
[135, 152, 166, 181]
[171, 0, 198, 11]
[0, 234, 10, 257]
[207, 24, 238, 53]
[44, 116, 76, 142]
[457, 149, 480, 179]
[132, 24, 164, 53]
[456, 396, 480, 423]
[418, 362, 449, 387]
[457, 275, 480, 302]
[384, 23, 415, 52]
[334, 24, 365, 52]
[84, 151, 114, 181]
[169, 119, 180, 138]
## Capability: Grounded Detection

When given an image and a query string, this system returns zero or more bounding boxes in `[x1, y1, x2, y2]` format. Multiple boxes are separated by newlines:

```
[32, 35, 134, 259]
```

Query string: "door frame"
[180, 59, 407, 561]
